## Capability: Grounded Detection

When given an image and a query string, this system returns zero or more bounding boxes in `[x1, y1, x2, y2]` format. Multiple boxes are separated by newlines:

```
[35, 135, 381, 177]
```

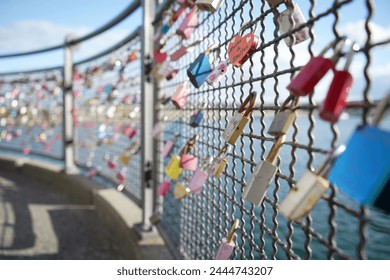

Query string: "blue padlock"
[189, 110, 204, 127]
[161, 24, 170, 34]
[187, 44, 219, 88]
[328, 92, 390, 213]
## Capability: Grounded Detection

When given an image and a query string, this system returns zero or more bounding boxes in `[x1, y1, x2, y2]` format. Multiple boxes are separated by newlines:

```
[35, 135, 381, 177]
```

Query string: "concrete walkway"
[0, 169, 123, 259]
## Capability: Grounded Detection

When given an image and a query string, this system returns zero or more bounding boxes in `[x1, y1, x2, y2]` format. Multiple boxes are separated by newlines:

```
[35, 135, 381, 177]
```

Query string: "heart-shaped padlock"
[228, 21, 259, 67]
[154, 49, 167, 64]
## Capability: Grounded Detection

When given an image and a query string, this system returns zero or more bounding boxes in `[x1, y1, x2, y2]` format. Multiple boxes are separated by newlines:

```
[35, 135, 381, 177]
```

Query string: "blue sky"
[0, 0, 389, 100]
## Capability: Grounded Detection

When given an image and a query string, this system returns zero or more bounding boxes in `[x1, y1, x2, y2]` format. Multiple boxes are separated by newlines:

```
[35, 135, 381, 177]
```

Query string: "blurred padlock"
[242, 135, 285, 206]
[171, 83, 189, 109]
[227, 21, 259, 67]
[196, 0, 225, 13]
[274, 0, 309, 46]
[205, 60, 231, 86]
[149, 213, 161, 225]
[215, 219, 239, 260]
[158, 179, 171, 196]
[268, 95, 298, 136]
[188, 157, 212, 194]
[165, 155, 183, 180]
[170, 39, 201, 61]
[174, 181, 190, 199]
[180, 134, 199, 171]
[208, 145, 230, 178]
[319, 42, 359, 123]
[279, 146, 346, 222]
[189, 110, 204, 127]
[328, 92, 390, 212]
[287, 37, 346, 96]
[159, 62, 178, 80]
[222, 91, 257, 145]
[177, 8, 198, 39]
[162, 133, 179, 157]
[154, 49, 167, 64]
[187, 44, 220, 88]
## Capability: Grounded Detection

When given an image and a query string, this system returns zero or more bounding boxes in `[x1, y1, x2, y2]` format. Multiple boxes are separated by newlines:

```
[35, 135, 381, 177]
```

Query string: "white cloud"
[0, 19, 128, 59]
[340, 20, 390, 46]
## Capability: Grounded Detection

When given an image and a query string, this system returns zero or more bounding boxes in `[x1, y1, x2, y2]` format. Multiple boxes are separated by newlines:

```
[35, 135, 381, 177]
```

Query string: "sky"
[0, 0, 389, 101]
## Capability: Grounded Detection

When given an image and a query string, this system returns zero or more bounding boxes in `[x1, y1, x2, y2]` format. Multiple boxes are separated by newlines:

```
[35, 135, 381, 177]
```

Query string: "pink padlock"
[87, 169, 98, 179]
[206, 61, 231, 85]
[162, 134, 179, 157]
[170, 39, 201, 61]
[116, 172, 126, 184]
[171, 83, 189, 109]
[152, 122, 162, 138]
[180, 134, 199, 171]
[107, 160, 117, 170]
[215, 220, 239, 260]
[158, 180, 171, 196]
[188, 168, 208, 194]
[177, 9, 198, 39]
[154, 49, 167, 64]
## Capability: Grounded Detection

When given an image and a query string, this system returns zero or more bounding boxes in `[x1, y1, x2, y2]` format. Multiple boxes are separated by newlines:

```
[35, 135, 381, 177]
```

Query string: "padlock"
[279, 146, 346, 222]
[171, 83, 189, 109]
[214, 219, 239, 260]
[187, 44, 220, 88]
[158, 62, 178, 80]
[174, 182, 190, 199]
[177, 8, 198, 39]
[152, 122, 162, 137]
[328, 92, 390, 213]
[149, 213, 161, 225]
[189, 110, 203, 127]
[170, 39, 201, 61]
[196, 0, 225, 13]
[180, 134, 199, 171]
[165, 155, 183, 180]
[107, 159, 117, 170]
[266, 0, 284, 5]
[162, 133, 179, 157]
[227, 21, 259, 67]
[188, 158, 212, 194]
[154, 49, 167, 64]
[319, 42, 359, 123]
[118, 151, 132, 165]
[116, 171, 126, 185]
[177, 0, 196, 8]
[205, 60, 231, 86]
[222, 91, 257, 145]
[268, 95, 298, 136]
[158, 180, 171, 196]
[274, 0, 309, 46]
[207, 145, 230, 178]
[287, 37, 346, 96]
[242, 135, 285, 206]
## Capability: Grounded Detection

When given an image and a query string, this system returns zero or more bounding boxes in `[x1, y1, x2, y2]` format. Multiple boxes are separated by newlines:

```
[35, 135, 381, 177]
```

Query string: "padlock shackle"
[372, 91, 390, 126]
[315, 145, 346, 177]
[226, 219, 239, 244]
[319, 36, 347, 62]
[280, 95, 299, 111]
[216, 144, 231, 159]
[239, 21, 259, 36]
[341, 41, 360, 71]
[266, 135, 286, 164]
[182, 134, 199, 155]
[239, 91, 257, 117]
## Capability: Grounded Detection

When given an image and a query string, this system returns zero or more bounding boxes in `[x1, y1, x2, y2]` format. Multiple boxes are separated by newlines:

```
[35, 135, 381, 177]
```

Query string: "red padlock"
[170, 39, 201, 61]
[177, 9, 198, 39]
[158, 180, 171, 196]
[319, 42, 359, 123]
[287, 37, 346, 96]
[227, 21, 259, 67]
[154, 49, 167, 64]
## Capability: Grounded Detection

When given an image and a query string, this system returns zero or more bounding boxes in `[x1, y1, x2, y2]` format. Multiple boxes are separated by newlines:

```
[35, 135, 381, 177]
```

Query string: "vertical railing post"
[136, 0, 156, 236]
[62, 36, 78, 174]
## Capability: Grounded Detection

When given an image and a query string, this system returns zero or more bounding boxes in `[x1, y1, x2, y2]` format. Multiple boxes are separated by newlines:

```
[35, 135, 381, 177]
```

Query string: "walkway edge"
[0, 154, 172, 260]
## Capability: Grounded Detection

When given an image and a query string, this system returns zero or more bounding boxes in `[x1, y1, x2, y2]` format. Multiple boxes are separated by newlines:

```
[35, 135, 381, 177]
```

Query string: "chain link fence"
[152, 0, 390, 260]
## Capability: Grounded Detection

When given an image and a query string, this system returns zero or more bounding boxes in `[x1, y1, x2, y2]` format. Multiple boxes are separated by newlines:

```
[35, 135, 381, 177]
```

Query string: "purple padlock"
[214, 220, 239, 260]
[188, 168, 208, 194]
[162, 133, 179, 157]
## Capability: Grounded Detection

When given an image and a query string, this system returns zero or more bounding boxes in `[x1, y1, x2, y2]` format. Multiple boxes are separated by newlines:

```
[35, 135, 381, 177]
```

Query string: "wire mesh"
[153, 0, 390, 260]
[0, 71, 64, 160]
[73, 35, 143, 204]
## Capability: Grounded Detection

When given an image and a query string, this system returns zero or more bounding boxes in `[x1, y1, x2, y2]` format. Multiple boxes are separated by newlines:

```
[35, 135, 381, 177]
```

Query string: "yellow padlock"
[165, 155, 183, 180]
[174, 182, 190, 199]
[208, 144, 230, 177]
[222, 91, 257, 145]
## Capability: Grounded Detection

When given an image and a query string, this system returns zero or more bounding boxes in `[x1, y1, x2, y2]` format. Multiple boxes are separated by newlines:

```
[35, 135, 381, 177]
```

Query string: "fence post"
[62, 35, 78, 174]
[135, 0, 156, 236]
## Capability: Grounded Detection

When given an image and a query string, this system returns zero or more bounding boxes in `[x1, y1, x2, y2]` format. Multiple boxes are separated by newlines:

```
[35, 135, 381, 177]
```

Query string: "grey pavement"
[0, 169, 125, 259]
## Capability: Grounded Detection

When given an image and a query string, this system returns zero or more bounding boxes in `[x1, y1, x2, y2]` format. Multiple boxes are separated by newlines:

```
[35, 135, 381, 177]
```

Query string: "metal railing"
[0, 0, 389, 260]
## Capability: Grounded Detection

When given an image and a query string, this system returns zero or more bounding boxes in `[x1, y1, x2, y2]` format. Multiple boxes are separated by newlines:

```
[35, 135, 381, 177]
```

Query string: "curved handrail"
[0, 0, 141, 59]
[0, 28, 141, 76]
